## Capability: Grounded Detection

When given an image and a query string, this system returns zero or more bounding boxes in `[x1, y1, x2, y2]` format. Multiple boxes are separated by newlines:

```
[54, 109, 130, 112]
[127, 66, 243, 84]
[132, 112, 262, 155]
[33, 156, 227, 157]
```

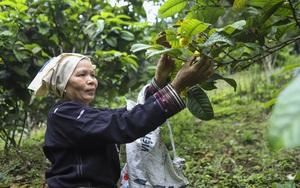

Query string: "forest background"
[1, 0, 300, 187]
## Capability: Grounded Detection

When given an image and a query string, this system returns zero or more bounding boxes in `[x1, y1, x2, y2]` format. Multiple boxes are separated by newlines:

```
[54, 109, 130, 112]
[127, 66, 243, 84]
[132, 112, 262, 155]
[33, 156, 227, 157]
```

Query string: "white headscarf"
[28, 53, 90, 100]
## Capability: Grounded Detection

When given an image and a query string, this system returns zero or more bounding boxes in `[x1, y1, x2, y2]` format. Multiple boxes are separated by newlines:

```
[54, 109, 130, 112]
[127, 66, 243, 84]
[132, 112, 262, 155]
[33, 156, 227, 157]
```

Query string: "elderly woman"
[28, 53, 214, 188]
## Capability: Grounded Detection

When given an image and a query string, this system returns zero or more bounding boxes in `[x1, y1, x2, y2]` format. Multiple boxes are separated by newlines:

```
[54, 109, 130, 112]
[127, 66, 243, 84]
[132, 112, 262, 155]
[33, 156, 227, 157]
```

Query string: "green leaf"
[249, 0, 268, 7]
[215, 20, 246, 35]
[275, 22, 297, 40]
[10, 66, 30, 77]
[233, 0, 249, 11]
[260, 0, 284, 24]
[294, 170, 300, 181]
[244, 43, 264, 53]
[282, 63, 300, 73]
[265, 98, 277, 109]
[119, 56, 138, 70]
[0, 70, 10, 79]
[271, 182, 296, 188]
[15, 2, 28, 12]
[158, 0, 188, 18]
[200, 81, 218, 91]
[202, 32, 235, 49]
[130, 44, 162, 53]
[0, 30, 14, 36]
[105, 37, 117, 47]
[179, 19, 210, 37]
[187, 85, 214, 120]
[0, 1, 16, 8]
[209, 73, 237, 91]
[145, 48, 182, 59]
[24, 43, 42, 54]
[273, 2, 293, 16]
[268, 75, 300, 151]
[120, 31, 135, 41]
[187, 6, 225, 25]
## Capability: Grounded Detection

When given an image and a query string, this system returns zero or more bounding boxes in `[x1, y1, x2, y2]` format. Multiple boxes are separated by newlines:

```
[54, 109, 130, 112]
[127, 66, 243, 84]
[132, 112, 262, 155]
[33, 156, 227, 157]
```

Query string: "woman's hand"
[154, 54, 175, 88]
[171, 55, 214, 94]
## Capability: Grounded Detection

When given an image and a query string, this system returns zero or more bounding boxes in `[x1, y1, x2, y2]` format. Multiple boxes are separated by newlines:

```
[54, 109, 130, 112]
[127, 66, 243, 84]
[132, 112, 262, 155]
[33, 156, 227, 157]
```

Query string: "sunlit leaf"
[282, 63, 300, 73]
[15, 3, 28, 12]
[0, 1, 16, 8]
[233, 0, 249, 11]
[179, 19, 210, 37]
[158, 0, 188, 18]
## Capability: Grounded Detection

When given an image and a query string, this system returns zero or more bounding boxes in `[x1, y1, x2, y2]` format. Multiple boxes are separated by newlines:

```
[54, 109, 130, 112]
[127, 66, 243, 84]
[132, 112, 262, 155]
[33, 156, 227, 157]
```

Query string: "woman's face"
[64, 59, 98, 106]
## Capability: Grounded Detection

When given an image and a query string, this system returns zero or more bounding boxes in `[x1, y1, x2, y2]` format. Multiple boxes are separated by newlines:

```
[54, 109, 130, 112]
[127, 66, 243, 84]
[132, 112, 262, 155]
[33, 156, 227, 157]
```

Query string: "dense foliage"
[0, 0, 151, 167]
[131, 0, 300, 150]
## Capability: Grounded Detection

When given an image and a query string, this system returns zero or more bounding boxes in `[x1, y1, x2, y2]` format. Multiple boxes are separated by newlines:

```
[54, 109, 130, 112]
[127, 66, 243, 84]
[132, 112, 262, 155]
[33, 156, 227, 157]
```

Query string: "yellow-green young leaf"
[158, 0, 188, 18]
[179, 19, 210, 37]
[282, 63, 300, 73]
[268, 75, 300, 151]
[100, 11, 115, 19]
[165, 30, 180, 48]
[187, 86, 214, 121]
[233, 0, 249, 11]
[15, 3, 28, 12]
[0, 1, 16, 8]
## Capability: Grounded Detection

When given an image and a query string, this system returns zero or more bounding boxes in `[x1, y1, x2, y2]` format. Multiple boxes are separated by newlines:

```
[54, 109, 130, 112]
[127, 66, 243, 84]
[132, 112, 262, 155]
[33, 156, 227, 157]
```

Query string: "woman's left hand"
[155, 54, 175, 88]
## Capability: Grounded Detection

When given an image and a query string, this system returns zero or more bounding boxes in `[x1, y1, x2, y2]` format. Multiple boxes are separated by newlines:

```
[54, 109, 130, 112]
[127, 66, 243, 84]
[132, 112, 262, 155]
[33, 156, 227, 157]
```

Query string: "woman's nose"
[87, 76, 95, 84]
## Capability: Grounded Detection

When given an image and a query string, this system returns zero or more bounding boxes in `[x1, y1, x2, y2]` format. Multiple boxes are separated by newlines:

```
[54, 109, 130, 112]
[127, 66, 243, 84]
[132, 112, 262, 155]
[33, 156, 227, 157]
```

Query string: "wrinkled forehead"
[77, 57, 96, 69]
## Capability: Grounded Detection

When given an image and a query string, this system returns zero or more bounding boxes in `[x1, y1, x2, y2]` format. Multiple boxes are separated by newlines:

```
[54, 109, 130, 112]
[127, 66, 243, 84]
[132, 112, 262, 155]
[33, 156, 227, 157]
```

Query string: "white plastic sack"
[119, 85, 189, 188]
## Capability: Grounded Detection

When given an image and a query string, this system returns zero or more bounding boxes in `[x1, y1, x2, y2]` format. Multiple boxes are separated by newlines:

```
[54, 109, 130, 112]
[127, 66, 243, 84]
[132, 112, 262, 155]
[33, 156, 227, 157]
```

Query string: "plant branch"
[288, 0, 300, 29]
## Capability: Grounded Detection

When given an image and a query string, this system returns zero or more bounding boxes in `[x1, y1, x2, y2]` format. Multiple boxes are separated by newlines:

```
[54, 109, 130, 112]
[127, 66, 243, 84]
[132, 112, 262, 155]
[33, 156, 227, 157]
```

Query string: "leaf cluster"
[130, 0, 300, 120]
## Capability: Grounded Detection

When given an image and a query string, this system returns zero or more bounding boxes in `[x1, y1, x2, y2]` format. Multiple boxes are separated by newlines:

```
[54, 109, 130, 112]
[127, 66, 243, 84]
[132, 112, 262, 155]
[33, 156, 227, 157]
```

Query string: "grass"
[161, 65, 300, 187]
[1, 63, 300, 187]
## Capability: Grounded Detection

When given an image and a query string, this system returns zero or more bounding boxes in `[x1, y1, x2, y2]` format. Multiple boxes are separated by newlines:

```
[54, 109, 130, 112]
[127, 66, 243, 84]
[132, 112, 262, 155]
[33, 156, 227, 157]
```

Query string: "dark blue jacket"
[43, 84, 185, 187]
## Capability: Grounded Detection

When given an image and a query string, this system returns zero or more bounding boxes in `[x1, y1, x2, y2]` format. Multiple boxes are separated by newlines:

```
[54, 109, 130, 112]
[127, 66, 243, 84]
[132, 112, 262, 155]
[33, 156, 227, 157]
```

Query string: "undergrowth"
[161, 64, 300, 187]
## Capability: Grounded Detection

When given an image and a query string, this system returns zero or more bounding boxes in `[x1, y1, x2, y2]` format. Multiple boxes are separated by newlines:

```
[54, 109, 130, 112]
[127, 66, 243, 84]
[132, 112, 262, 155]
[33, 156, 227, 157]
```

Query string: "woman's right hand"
[171, 55, 214, 94]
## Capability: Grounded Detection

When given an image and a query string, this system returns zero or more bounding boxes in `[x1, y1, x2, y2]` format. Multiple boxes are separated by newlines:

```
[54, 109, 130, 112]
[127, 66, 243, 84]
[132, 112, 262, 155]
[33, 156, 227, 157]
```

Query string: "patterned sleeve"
[145, 78, 162, 98]
[145, 78, 186, 118]
[153, 84, 186, 118]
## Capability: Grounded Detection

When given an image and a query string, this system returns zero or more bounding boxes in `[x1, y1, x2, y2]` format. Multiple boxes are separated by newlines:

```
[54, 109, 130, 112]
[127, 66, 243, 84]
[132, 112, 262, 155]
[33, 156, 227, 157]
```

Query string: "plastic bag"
[119, 85, 189, 188]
